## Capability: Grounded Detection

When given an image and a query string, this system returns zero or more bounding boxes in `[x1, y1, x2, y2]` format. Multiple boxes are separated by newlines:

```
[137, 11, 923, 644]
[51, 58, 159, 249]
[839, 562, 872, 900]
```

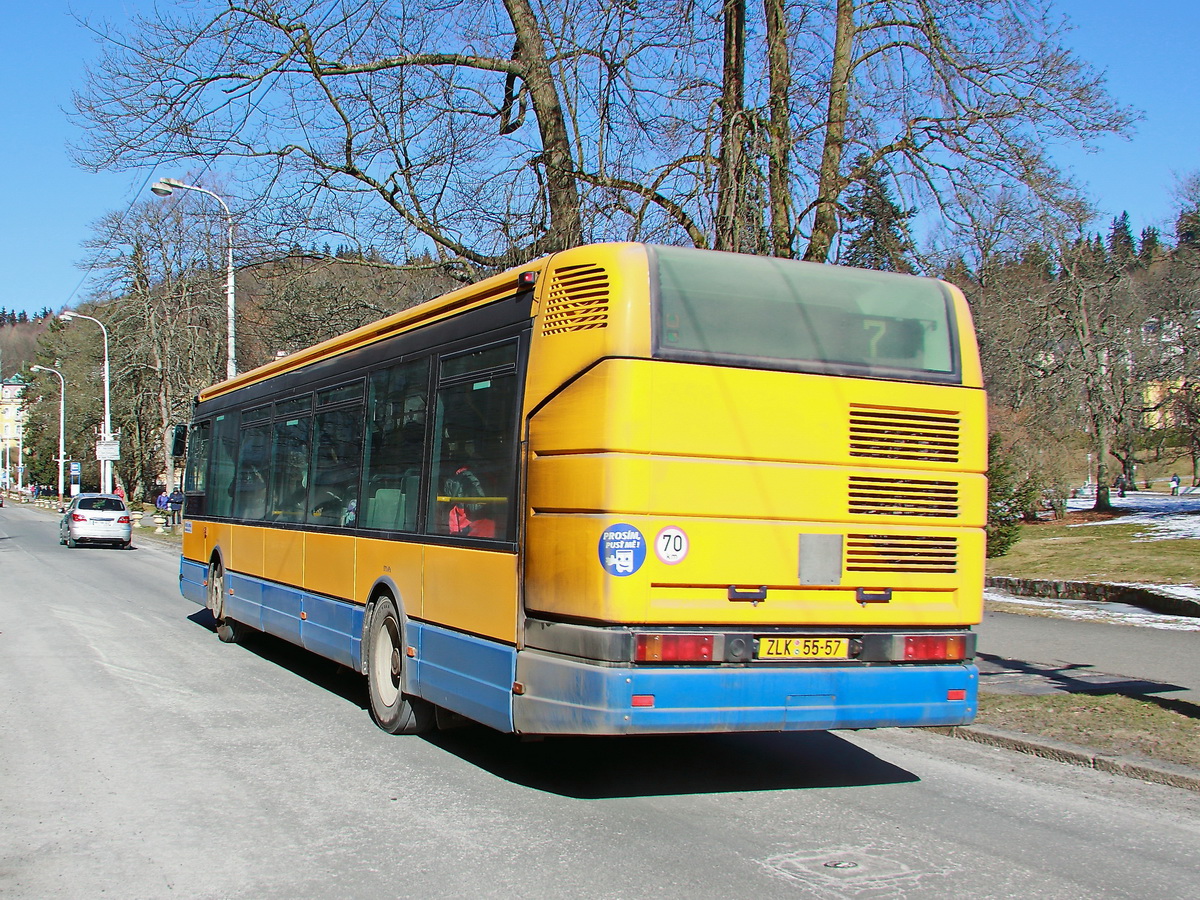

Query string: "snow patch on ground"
[1066, 492, 1200, 541]
[984, 588, 1200, 631]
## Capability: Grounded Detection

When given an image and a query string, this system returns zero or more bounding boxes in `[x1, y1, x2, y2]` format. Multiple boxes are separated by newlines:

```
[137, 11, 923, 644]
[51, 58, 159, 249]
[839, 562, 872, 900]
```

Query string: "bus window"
[362, 359, 430, 531]
[232, 424, 271, 520]
[427, 347, 519, 541]
[269, 415, 311, 522]
[653, 245, 958, 379]
[208, 414, 239, 518]
[307, 404, 364, 527]
[183, 421, 210, 494]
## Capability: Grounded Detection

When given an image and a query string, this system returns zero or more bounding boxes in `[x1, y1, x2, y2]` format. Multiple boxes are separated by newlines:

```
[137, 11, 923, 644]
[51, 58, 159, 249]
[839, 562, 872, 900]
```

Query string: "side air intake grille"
[849, 406, 961, 464]
[845, 533, 958, 574]
[848, 476, 959, 518]
[542, 264, 610, 335]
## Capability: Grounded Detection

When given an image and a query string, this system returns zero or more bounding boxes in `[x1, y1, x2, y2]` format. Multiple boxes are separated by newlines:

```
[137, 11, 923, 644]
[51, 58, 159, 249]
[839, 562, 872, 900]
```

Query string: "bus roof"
[196, 257, 549, 403]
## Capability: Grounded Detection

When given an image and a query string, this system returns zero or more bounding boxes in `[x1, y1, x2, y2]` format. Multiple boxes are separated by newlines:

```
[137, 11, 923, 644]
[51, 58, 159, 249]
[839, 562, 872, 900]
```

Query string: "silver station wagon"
[60, 493, 133, 549]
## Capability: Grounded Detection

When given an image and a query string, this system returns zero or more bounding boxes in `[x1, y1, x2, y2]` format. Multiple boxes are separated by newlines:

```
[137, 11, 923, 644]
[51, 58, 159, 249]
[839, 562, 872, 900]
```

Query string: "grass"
[986, 513, 1200, 585]
[978, 508, 1200, 773]
[976, 692, 1200, 770]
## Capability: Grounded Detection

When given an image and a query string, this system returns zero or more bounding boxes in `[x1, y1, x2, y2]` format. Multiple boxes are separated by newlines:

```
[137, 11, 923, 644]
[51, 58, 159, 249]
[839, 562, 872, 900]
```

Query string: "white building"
[1, 375, 28, 490]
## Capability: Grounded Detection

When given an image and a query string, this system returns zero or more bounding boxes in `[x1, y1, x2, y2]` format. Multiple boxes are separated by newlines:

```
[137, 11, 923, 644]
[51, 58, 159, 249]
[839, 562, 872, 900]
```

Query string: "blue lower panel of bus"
[178, 558, 364, 672]
[513, 649, 977, 735]
[408, 622, 516, 733]
[179, 558, 207, 605]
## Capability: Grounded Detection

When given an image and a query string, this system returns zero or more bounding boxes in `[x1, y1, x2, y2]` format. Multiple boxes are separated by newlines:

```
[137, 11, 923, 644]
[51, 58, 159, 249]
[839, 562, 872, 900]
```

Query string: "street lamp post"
[59, 311, 113, 494]
[150, 177, 237, 379]
[30, 365, 66, 506]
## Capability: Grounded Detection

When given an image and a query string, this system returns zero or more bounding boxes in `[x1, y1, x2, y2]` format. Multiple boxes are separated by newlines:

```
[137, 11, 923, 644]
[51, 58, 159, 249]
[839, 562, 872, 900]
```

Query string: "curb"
[927, 724, 1200, 793]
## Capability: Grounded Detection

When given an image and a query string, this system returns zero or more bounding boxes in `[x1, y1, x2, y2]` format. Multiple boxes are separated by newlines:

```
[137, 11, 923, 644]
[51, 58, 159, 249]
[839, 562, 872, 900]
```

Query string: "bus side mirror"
[170, 424, 188, 458]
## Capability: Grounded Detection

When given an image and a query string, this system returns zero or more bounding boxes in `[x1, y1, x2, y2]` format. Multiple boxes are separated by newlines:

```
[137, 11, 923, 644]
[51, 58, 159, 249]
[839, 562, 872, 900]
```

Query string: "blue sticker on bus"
[599, 524, 646, 576]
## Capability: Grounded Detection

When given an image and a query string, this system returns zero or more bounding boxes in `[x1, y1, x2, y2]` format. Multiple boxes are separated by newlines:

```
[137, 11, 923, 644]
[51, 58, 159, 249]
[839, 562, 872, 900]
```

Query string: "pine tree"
[1138, 226, 1162, 265]
[838, 160, 915, 272]
[1107, 211, 1135, 264]
[1176, 205, 1200, 249]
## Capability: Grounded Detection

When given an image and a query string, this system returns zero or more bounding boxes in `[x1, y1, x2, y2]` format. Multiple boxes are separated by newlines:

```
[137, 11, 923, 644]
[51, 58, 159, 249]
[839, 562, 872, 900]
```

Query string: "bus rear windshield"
[652, 246, 959, 381]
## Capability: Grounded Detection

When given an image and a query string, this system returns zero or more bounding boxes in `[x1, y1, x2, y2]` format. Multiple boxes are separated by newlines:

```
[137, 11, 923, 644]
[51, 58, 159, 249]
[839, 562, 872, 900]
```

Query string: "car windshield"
[78, 498, 126, 512]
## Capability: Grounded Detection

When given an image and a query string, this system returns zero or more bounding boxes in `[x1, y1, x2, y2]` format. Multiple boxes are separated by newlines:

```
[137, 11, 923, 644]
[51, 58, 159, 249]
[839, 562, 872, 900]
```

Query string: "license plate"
[757, 636, 850, 660]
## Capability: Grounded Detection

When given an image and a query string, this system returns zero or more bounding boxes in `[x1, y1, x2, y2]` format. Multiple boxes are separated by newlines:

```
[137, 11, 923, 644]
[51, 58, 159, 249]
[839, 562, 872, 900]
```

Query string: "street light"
[59, 310, 113, 494]
[30, 365, 66, 506]
[150, 177, 237, 379]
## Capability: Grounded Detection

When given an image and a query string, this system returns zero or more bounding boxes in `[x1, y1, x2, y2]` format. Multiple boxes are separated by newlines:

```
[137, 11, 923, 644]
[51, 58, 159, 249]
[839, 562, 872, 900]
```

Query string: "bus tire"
[216, 621, 247, 643]
[207, 559, 227, 622]
[365, 595, 433, 735]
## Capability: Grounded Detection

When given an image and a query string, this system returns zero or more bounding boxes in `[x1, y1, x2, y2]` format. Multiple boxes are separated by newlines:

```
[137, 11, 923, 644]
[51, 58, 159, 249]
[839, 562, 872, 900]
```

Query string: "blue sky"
[1, 1, 1197, 318]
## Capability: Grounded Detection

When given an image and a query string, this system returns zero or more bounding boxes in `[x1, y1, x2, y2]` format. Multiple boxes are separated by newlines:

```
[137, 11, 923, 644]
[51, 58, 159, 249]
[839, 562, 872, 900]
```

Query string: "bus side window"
[269, 416, 310, 522]
[183, 420, 211, 515]
[427, 367, 518, 541]
[208, 414, 239, 518]
[232, 424, 271, 520]
[362, 359, 429, 531]
[307, 404, 363, 527]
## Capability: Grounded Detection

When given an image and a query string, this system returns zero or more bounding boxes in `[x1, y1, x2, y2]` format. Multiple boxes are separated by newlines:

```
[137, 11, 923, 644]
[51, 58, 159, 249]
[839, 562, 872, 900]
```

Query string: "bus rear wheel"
[366, 595, 433, 734]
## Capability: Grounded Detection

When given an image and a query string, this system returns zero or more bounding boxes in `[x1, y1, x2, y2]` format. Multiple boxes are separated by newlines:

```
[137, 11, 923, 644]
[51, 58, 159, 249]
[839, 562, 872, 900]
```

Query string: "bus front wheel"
[365, 595, 433, 734]
[207, 560, 246, 643]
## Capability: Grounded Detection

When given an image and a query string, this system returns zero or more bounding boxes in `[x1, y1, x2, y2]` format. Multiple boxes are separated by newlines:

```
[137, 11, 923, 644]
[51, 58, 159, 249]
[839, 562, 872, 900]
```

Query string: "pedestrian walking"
[1170, 473, 1181, 496]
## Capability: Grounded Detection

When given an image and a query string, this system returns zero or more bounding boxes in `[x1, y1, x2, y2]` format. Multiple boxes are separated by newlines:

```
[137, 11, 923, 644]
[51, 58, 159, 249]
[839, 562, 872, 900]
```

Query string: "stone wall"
[986, 576, 1200, 619]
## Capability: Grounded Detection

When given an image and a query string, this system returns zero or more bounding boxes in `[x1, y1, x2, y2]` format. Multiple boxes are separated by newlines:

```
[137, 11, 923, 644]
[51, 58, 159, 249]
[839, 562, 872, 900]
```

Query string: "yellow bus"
[179, 243, 986, 735]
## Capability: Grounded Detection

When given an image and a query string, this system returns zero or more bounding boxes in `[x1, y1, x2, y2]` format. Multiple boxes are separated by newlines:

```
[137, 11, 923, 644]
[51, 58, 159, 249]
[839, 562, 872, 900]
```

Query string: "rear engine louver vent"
[849, 406, 961, 464]
[845, 533, 958, 574]
[848, 476, 959, 518]
[542, 264, 610, 335]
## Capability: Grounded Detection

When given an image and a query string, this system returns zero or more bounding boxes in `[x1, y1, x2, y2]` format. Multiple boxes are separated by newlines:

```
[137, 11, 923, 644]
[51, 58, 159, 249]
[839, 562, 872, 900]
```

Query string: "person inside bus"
[441, 441, 494, 538]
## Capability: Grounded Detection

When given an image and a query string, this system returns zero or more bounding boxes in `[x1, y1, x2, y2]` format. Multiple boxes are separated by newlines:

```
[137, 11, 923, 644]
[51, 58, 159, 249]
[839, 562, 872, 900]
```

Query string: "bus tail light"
[903, 634, 967, 661]
[635, 633, 714, 662]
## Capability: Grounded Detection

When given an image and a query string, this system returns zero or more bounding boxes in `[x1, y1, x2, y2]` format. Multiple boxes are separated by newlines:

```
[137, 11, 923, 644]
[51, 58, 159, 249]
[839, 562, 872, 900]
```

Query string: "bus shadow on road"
[185, 608, 921, 797]
[425, 728, 919, 798]
[187, 610, 368, 709]
[977, 651, 1190, 699]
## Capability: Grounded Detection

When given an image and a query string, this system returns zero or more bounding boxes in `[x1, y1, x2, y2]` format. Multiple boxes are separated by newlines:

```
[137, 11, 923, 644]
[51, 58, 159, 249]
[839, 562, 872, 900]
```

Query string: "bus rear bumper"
[513, 650, 977, 735]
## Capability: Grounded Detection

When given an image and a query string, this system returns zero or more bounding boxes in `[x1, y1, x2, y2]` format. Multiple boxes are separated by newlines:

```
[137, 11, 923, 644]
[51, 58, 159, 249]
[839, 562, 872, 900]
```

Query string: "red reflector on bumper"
[947, 689, 967, 701]
[631, 694, 655, 708]
[904, 634, 967, 661]
[635, 633, 714, 662]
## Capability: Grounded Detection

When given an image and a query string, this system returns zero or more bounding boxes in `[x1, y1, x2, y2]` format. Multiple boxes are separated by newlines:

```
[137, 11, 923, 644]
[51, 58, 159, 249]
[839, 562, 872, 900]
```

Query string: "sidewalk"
[936, 584, 1200, 792]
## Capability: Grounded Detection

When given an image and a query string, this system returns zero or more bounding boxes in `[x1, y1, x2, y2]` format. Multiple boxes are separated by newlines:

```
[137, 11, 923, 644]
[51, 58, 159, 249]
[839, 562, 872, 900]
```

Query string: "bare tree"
[797, 0, 1135, 263]
[79, 198, 229, 497]
[72, 1, 1133, 272]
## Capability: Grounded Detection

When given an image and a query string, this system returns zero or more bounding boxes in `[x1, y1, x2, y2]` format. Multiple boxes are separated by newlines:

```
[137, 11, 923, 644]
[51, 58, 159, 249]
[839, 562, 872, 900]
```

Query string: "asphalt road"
[2, 501, 1199, 899]
[975, 605, 1200, 701]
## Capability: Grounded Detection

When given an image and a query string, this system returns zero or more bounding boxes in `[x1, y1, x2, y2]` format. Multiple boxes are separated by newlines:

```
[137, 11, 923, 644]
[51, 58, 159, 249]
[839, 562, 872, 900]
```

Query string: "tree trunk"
[764, 0, 793, 258]
[804, 0, 855, 263]
[1091, 412, 1113, 511]
[503, 0, 582, 252]
[714, 0, 747, 252]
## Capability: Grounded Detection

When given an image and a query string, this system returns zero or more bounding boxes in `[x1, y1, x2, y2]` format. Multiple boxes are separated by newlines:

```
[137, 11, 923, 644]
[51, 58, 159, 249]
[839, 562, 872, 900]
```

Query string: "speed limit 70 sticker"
[654, 526, 689, 565]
